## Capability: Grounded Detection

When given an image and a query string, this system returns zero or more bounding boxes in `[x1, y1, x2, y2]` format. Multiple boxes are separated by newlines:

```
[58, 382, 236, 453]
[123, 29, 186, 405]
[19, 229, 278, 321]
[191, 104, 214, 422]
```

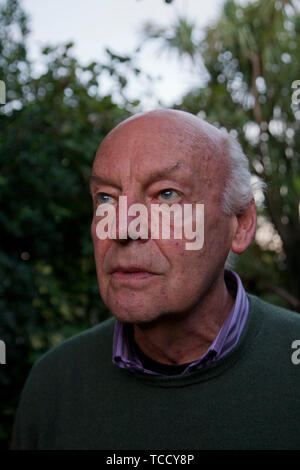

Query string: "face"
[90, 111, 237, 325]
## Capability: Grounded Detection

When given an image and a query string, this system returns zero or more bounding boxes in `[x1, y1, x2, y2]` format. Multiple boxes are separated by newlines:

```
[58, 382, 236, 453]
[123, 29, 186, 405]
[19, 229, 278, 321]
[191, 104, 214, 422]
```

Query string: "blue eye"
[158, 189, 180, 202]
[97, 193, 115, 204]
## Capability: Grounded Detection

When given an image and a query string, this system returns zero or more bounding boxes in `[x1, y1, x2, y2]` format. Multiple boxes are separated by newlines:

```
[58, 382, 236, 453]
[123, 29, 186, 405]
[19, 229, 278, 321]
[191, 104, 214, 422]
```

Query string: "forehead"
[92, 113, 228, 185]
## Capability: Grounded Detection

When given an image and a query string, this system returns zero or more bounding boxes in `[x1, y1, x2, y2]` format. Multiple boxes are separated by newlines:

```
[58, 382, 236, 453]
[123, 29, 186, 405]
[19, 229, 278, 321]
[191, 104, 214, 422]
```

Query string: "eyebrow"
[89, 174, 117, 188]
[88, 174, 124, 194]
[147, 161, 190, 182]
[88, 160, 193, 191]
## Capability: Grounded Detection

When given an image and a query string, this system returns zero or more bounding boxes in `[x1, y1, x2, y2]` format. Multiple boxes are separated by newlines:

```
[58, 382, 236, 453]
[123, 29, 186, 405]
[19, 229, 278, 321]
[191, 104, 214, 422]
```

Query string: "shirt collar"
[112, 269, 249, 376]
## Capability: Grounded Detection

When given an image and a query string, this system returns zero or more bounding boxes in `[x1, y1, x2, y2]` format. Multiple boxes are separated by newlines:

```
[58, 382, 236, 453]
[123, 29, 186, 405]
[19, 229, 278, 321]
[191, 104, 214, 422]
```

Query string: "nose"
[115, 195, 149, 243]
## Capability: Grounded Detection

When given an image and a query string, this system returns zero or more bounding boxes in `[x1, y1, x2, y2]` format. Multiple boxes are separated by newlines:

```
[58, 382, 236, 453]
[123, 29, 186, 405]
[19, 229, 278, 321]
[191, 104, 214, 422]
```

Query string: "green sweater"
[11, 294, 300, 450]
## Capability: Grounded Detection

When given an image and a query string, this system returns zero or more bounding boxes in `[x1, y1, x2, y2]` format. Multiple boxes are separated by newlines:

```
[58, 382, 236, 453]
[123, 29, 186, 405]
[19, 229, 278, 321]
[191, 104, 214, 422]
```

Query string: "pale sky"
[22, 0, 224, 109]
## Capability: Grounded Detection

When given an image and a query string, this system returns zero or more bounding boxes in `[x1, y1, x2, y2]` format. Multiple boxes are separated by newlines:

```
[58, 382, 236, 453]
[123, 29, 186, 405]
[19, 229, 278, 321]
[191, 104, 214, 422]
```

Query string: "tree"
[0, 0, 145, 448]
[142, 0, 300, 308]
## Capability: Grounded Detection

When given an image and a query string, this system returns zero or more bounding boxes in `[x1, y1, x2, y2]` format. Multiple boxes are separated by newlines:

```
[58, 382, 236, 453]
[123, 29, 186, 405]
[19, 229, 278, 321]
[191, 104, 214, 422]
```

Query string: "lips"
[111, 265, 157, 280]
[111, 265, 154, 273]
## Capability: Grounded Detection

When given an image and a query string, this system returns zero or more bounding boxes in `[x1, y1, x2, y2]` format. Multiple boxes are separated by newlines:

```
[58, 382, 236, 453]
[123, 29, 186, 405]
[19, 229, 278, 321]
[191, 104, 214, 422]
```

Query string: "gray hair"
[221, 131, 267, 215]
[220, 130, 267, 269]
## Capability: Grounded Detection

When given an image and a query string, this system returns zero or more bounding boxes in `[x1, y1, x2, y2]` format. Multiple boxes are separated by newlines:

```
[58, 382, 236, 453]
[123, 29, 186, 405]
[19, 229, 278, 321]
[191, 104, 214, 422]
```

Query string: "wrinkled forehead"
[92, 111, 229, 183]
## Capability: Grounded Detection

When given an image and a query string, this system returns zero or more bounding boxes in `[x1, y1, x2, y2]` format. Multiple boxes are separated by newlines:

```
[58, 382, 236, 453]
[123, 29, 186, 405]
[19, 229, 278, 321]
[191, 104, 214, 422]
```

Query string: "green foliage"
[1, 0, 300, 450]
[0, 0, 144, 448]
[143, 0, 300, 305]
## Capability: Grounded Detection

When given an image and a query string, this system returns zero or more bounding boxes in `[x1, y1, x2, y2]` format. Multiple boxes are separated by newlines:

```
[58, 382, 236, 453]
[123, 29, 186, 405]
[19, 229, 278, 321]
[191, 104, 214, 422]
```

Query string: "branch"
[260, 282, 300, 313]
[248, 51, 263, 125]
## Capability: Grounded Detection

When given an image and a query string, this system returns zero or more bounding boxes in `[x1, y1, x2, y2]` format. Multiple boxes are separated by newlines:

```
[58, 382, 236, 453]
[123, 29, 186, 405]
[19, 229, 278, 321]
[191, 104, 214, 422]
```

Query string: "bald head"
[92, 109, 232, 205]
[104, 109, 224, 141]
[96, 109, 227, 167]
[92, 108, 257, 218]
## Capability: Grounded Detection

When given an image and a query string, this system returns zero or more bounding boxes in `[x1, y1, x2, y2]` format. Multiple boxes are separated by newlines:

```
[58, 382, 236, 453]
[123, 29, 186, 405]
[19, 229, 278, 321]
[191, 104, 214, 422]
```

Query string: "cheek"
[157, 238, 201, 279]
[203, 211, 233, 257]
[91, 216, 112, 258]
[158, 220, 225, 288]
[91, 226, 113, 289]
[157, 238, 185, 261]
[92, 240, 112, 304]
[154, 240, 209, 310]
[90, 217, 98, 246]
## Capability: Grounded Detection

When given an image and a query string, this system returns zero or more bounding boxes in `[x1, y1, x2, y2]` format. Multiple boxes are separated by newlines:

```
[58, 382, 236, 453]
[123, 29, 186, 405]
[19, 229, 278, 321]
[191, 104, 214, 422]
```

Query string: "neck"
[133, 272, 235, 366]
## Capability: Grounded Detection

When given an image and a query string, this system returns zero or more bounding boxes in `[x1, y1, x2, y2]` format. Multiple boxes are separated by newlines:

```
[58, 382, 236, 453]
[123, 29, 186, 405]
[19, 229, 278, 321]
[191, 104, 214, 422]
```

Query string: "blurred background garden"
[0, 0, 299, 449]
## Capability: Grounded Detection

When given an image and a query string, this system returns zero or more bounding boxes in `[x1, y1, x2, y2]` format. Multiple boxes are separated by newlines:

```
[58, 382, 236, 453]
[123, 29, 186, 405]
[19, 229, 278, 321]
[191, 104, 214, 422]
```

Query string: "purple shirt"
[112, 269, 249, 376]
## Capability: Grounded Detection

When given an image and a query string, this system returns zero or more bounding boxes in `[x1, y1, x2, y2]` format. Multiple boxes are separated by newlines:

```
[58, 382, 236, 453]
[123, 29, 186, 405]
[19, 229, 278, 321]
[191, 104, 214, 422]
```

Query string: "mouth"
[111, 266, 157, 280]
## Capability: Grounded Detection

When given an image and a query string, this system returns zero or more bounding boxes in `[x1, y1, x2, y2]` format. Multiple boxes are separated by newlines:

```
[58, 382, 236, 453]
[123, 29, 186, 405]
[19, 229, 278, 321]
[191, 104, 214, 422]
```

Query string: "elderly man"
[12, 110, 300, 450]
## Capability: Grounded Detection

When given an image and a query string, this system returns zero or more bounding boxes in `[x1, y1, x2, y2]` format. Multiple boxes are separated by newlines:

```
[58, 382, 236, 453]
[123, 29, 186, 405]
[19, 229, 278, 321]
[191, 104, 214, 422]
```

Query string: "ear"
[231, 200, 257, 255]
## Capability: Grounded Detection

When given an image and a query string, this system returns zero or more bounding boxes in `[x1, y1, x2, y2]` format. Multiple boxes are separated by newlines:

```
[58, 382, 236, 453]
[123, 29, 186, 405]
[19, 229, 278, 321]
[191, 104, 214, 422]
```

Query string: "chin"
[108, 300, 162, 325]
